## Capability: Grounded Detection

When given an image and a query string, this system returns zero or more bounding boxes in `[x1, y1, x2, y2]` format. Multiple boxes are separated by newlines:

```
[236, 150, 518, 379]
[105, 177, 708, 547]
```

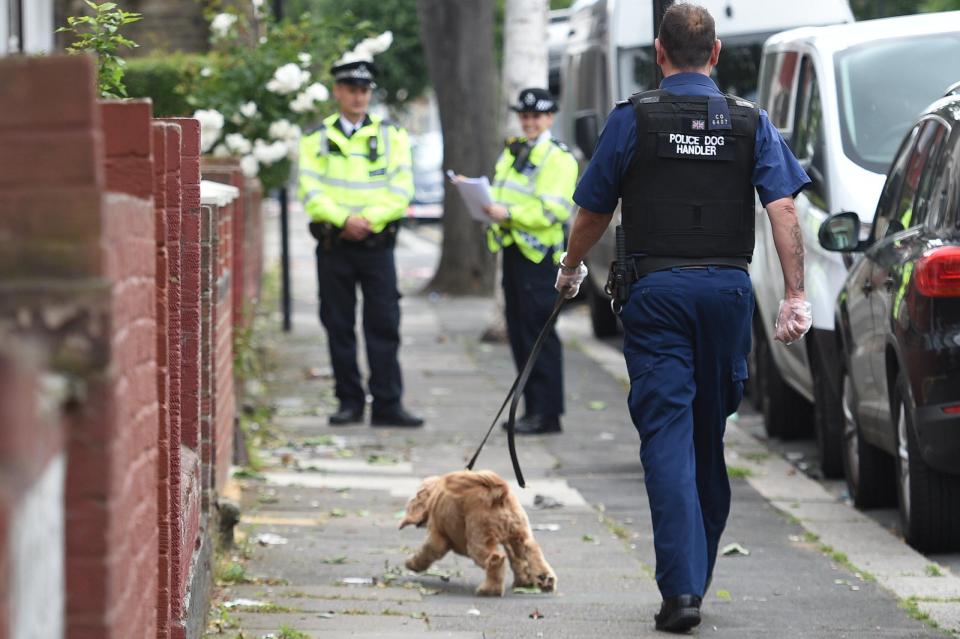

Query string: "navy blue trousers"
[315, 243, 403, 413]
[620, 267, 752, 599]
[502, 245, 564, 417]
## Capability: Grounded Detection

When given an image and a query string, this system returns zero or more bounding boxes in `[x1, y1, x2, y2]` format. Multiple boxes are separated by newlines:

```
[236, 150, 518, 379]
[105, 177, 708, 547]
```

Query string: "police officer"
[555, 4, 812, 632]
[298, 56, 423, 428]
[485, 88, 578, 435]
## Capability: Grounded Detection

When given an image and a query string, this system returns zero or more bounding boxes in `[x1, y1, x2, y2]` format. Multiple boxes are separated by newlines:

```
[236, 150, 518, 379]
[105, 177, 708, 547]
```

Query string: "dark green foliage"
[124, 53, 208, 117]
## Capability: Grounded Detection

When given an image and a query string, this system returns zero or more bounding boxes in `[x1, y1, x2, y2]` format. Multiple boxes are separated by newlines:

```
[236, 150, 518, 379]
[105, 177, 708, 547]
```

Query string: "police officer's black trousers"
[315, 243, 403, 414]
[501, 245, 564, 418]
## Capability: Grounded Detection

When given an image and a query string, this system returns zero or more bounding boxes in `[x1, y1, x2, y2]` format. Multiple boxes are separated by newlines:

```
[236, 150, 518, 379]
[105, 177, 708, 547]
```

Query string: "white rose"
[192, 109, 225, 153]
[240, 154, 259, 178]
[210, 13, 237, 39]
[305, 82, 329, 102]
[266, 63, 310, 95]
[268, 119, 292, 140]
[225, 133, 253, 155]
[253, 139, 290, 166]
[298, 52, 312, 67]
[239, 101, 258, 118]
[212, 144, 231, 158]
[290, 92, 314, 114]
[200, 67, 212, 78]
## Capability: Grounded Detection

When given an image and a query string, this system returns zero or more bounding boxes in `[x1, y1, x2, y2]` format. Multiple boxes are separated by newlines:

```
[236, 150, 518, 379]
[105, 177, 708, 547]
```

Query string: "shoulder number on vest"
[657, 132, 735, 161]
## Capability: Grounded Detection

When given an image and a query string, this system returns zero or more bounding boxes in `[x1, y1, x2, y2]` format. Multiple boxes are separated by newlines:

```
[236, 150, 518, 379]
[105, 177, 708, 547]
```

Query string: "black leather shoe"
[503, 414, 561, 435]
[655, 594, 701, 633]
[371, 407, 424, 427]
[328, 407, 363, 426]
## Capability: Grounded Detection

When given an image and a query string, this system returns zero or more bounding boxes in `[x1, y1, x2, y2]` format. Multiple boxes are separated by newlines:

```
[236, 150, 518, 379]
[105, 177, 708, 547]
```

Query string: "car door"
[853, 123, 922, 438]
[865, 119, 949, 445]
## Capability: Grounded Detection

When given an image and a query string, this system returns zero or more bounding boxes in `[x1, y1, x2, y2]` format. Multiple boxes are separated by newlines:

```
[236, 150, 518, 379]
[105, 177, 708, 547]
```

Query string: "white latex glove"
[555, 252, 588, 299]
[775, 298, 813, 344]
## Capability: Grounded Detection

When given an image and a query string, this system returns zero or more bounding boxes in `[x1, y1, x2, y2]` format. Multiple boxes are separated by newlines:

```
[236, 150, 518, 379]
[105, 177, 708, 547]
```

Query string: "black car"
[818, 90, 960, 552]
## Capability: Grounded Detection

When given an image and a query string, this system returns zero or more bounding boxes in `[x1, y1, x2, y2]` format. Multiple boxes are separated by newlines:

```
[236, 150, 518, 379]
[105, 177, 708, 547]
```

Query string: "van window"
[618, 46, 655, 99]
[791, 56, 827, 210]
[762, 51, 799, 132]
[835, 33, 960, 174]
[577, 46, 609, 119]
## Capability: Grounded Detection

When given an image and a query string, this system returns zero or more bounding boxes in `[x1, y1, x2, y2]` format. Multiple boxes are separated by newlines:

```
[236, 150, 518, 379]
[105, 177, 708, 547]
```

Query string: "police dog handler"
[484, 88, 578, 435]
[555, 4, 812, 633]
[298, 34, 423, 428]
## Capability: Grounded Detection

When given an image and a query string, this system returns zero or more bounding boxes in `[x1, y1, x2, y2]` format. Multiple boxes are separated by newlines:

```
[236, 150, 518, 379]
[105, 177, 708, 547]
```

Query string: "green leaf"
[716, 589, 732, 600]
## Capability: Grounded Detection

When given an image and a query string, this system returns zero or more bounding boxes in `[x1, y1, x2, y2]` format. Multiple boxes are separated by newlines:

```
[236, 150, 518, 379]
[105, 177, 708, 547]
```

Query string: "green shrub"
[125, 53, 209, 117]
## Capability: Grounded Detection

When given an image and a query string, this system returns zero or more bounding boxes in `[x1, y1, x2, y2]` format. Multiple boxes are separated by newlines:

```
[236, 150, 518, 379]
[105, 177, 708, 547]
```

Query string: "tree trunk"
[418, 0, 498, 295]
[483, 0, 549, 341]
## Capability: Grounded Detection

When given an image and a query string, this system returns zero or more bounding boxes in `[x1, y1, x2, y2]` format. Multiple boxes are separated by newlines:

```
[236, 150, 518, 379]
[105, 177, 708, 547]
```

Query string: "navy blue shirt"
[573, 72, 810, 214]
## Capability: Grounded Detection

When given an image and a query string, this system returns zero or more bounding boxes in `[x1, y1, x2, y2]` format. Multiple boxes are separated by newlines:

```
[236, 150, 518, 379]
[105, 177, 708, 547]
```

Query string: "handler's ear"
[398, 476, 439, 529]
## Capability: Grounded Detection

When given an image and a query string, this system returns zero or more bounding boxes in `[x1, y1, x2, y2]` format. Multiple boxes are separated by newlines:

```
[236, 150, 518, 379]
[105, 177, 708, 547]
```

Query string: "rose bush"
[188, 6, 365, 191]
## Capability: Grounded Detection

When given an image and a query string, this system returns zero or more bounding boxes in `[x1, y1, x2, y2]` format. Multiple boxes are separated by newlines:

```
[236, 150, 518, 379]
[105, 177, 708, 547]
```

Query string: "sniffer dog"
[399, 470, 557, 596]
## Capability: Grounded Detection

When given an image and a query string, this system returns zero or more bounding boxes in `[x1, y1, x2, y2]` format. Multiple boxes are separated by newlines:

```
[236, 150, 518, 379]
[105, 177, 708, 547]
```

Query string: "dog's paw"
[405, 557, 427, 573]
[475, 582, 504, 597]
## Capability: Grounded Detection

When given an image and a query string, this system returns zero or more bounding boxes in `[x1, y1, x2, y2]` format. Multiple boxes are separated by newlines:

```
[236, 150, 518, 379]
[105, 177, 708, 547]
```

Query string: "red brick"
[99, 100, 153, 157]
[160, 118, 200, 157]
[0, 130, 103, 188]
[0, 56, 97, 130]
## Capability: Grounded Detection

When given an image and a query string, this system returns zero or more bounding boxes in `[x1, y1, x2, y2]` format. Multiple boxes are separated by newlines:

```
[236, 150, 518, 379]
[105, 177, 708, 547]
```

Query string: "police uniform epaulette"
[550, 138, 570, 152]
[505, 136, 524, 147]
[615, 98, 631, 107]
[303, 122, 326, 136]
[725, 93, 758, 110]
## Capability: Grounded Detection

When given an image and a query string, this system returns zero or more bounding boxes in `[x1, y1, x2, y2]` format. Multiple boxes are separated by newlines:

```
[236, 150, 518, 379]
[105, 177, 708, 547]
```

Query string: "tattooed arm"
[766, 197, 806, 299]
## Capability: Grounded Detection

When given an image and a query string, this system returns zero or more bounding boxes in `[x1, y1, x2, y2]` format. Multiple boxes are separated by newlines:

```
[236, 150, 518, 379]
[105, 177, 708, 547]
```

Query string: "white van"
[749, 12, 960, 478]
[558, 0, 854, 336]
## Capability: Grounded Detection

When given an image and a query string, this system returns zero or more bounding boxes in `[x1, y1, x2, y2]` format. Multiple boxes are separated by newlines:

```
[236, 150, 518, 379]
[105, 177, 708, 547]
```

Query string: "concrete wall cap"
[199, 180, 240, 207]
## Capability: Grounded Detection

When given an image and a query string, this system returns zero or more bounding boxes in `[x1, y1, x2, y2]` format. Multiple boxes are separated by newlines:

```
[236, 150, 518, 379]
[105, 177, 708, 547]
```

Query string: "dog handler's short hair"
[658, 3, 716, 69]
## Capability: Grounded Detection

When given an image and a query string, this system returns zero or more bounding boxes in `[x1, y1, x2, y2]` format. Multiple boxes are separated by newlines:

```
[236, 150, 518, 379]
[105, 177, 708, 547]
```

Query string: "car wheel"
[756, 324, 811, 440]
[894, 373, 960, 552]
[812, 344, 844, 479]
[841, 365, 894, 508]
[587, 277, 619, 338]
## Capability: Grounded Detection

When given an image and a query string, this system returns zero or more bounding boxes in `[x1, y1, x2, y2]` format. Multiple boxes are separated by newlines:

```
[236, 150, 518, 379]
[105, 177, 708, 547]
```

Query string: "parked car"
[557, 0, 854, 338]
[748, 13, 960, 480]
[817, 88, 960, 552]
[407, 131, 444, 221]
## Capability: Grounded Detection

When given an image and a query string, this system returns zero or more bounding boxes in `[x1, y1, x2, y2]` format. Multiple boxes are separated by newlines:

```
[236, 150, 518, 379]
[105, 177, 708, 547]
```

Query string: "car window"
[762, 50, 799, 132]
[912, 122, 950, 229]
[872, 123, 921, 241]
[891, 120, 944, 232]
[791, 56, 828, 210]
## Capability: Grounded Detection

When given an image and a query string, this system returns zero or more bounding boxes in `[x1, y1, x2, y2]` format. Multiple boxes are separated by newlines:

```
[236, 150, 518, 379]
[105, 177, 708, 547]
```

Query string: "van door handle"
[862, 280, 874, 294]
[884, 275, 896, 291]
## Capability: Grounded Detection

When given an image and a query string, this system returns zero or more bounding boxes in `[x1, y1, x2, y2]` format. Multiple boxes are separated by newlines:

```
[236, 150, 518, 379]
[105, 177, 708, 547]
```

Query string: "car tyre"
[587, 277, 619, 338]
[812, 343, 845, 479]
[756, 324, 811, 440]
[894, 372, 960, 552]
[840, 364, 894, 508]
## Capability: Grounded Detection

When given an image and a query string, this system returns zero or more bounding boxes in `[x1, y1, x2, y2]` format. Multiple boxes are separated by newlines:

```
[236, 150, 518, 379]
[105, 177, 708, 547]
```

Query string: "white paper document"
[447, 170, 493, 222]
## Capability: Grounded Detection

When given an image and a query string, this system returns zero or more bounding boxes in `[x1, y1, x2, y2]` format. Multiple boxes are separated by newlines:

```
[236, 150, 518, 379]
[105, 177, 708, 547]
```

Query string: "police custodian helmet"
[510, 87, 558, 113]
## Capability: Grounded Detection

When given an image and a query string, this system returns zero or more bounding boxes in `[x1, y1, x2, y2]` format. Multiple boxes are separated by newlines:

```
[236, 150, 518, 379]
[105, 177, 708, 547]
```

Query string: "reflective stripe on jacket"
[298, 112, 414, 233]
[487, 137, 578, 264]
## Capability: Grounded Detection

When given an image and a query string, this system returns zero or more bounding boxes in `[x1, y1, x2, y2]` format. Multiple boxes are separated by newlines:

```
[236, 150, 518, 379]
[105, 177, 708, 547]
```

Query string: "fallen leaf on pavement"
[329, 508, 347, 518]
[581, 534, 595, 542]
[532, 523, 561, 532]
[721, 542, 750, 556]
[533, 495, 563, 509]
[340, 577, 375, 586]
[320, 555, 348, 564]
[222, 598, 269, 608]
[529, 609, 545, 620]
[255, 533, 289, 546]
[466, 608, 481, 616]
[588, 400, 607, 411]
[512, 586, 543, 594]
[716, 589, 732, 601]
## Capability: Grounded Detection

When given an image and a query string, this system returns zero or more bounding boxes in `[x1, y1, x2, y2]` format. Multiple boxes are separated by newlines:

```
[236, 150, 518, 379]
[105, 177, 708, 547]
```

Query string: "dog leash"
[466, 293, 567, 488]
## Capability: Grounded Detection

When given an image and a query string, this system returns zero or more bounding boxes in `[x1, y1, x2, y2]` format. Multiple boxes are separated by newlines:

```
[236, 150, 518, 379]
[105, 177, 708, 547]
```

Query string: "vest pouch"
[642, 198, 745, 237]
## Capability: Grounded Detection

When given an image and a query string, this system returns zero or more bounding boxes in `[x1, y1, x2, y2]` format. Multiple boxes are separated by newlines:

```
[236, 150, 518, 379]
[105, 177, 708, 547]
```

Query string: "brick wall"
[0, 54, 261, 639]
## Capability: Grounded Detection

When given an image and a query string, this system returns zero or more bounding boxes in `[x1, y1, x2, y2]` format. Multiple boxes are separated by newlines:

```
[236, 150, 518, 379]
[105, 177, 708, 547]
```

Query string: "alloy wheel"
[841, 372, 860, 493]
[897, 403, 912, 525]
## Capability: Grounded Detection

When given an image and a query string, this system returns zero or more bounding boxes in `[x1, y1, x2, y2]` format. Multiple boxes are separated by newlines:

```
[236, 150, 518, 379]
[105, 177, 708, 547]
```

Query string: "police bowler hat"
[510, 87, 558, 113]
[331, 60, 378, 87]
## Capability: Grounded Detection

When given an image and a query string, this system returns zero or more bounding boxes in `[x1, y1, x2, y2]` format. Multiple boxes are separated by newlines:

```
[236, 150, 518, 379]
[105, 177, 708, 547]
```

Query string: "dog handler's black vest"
[620, 90, 759, 265]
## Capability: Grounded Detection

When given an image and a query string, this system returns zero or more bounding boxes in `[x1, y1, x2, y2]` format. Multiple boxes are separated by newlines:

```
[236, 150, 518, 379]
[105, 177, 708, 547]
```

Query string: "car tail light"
[943, 404, 960, 415]
[915, 246, 960, 297]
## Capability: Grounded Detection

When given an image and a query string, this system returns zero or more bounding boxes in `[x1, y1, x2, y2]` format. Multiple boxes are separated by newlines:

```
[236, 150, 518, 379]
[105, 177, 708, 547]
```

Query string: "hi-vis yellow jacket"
[298, 113, 414, 233]
[487, 136, 578, 264]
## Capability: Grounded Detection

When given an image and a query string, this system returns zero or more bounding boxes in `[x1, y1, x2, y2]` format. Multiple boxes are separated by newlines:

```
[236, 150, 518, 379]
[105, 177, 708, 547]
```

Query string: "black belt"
[629, 255, 749, 279]
[466, 294, 567, 488]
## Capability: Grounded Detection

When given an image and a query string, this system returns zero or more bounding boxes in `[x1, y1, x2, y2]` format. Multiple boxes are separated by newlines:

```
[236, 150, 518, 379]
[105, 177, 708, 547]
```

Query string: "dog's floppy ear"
[399, 476, 439, 529]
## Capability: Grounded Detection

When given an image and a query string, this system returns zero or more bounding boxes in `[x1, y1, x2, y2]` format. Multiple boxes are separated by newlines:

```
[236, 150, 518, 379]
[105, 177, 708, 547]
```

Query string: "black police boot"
[371, 407, 424, 428]
[515, 415, 562, 435]
[329, 406, 364, 426]
[654, 594, 702, 633]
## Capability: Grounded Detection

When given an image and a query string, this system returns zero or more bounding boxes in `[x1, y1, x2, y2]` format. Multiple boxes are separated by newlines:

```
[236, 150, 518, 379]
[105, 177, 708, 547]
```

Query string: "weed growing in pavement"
[727, 465, 754, 479]
[215, 559, 252, 585]
[743, 451, 771, 463]
[925, 564, 945, 577]
[900, 597, 939, 629]
[277, 626, 310, 639]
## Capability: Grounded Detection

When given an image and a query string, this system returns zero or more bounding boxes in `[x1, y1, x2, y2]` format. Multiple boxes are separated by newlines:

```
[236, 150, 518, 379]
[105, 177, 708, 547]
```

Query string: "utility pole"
[273, 0, 292, 332]
[652, 0, 674, 88]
